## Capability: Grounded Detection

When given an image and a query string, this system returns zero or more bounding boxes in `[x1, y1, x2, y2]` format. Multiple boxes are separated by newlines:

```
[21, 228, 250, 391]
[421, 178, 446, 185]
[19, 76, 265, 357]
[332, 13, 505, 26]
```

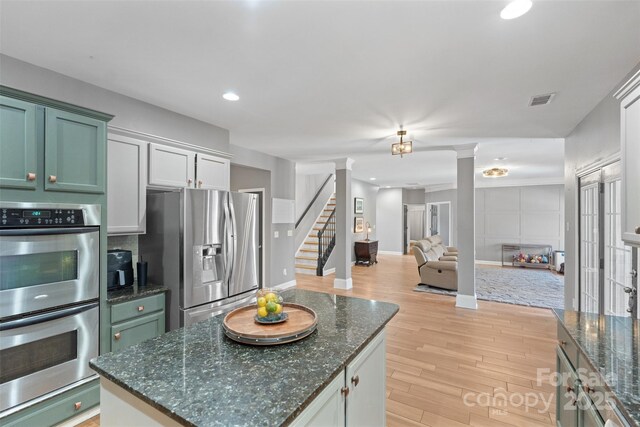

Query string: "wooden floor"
[80, 255, 557, 427]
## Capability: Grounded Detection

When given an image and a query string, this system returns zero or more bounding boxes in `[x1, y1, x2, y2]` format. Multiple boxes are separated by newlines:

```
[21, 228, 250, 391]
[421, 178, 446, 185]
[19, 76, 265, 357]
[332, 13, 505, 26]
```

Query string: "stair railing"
[316, 208, 336, 276]
[295, 174, 334, 229]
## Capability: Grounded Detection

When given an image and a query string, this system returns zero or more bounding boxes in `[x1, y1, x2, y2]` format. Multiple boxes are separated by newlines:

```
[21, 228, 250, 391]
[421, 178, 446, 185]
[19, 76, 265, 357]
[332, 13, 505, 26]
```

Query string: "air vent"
[529, 93, 556, 107]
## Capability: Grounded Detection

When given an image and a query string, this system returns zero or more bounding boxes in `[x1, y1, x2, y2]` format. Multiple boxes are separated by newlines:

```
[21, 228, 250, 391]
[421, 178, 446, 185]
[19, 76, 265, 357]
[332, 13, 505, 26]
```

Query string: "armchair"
[412, 240, 458, 291]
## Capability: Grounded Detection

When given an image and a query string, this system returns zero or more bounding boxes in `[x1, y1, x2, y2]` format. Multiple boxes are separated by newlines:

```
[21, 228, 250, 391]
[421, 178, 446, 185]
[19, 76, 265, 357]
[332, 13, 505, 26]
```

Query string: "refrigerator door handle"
[223, 196, 233, 288]
[228, 194, 238, 290]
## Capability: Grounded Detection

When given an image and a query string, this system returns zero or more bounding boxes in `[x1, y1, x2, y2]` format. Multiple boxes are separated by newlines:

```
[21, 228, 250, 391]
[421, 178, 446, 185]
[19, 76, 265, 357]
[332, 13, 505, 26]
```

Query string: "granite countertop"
[106, 280, 168, 304]
[90, 289, 399, 426]
[553, 309, 639, 426]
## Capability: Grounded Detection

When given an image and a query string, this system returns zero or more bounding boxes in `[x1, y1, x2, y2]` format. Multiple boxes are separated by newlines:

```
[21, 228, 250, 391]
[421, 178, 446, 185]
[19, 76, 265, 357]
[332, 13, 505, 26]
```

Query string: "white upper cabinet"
[615, 70, 640, 246]
[196, 153, 230, 191]
[107, 135, 147, 235]
[148, 143, 196, 188]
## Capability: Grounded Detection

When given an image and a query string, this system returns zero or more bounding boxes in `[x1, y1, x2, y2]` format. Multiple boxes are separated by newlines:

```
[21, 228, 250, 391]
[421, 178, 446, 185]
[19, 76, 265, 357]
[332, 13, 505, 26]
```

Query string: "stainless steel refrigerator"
[139, 188, 259, 331]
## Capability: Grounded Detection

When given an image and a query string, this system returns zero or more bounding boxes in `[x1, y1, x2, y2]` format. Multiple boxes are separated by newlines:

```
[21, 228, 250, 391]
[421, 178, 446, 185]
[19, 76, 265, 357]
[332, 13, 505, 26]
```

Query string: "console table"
[355, 240, 378, 266]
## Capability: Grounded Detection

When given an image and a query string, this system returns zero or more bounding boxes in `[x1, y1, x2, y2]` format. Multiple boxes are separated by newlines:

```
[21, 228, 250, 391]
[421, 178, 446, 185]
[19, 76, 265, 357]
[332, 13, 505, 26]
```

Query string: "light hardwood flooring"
[79, 255, 557, 427]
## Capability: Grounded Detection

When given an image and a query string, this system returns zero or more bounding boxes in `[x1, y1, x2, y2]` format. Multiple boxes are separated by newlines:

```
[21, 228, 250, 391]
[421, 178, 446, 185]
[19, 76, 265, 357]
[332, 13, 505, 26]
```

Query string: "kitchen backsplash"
[107, 235, 139, 262]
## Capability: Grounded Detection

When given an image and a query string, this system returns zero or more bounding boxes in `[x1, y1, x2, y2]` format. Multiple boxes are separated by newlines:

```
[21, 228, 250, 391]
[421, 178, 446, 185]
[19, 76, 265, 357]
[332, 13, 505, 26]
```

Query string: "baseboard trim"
[378, 251, 404, 256]
[456, 294, 478, 310]
[272, 280, 297, 290]
[323, 267, 335, 275]
[334, 277, 353, 290]
[475, 260, 502, 266]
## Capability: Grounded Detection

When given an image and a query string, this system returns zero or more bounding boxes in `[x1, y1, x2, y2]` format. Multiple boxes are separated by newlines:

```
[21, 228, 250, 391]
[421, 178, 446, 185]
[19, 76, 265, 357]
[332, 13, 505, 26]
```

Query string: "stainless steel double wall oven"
[0, 202, 100, 415]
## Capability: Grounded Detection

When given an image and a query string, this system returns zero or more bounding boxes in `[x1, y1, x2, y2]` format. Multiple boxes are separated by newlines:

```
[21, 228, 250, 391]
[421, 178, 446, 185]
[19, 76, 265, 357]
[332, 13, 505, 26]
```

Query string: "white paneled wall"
[476, 185, 564, 262]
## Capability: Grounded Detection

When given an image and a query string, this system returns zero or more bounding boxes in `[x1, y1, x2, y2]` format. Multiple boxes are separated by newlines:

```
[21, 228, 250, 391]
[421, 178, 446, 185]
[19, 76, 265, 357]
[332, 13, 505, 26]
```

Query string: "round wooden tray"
[223, 303, 318, 346]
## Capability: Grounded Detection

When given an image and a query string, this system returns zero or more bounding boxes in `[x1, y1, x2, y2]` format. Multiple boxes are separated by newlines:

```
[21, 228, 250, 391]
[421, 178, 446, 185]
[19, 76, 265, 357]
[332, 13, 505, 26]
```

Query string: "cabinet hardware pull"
[583, 385, 595, 393]
[340, 386, 349, 397]
[74, 402, 82, 411]
[351, 375, 360, 387]
[27, 172, 36, 181]
[559, 340, 567, 346]
[571, 398, 577, 406]
[49, 175, 57, 183]
[198, 180, 203, 188]
[114, 332, 121, 340]
[137, 305, 144, 312]
[188, 178, 193, 185]
[566, 386, 574, 393]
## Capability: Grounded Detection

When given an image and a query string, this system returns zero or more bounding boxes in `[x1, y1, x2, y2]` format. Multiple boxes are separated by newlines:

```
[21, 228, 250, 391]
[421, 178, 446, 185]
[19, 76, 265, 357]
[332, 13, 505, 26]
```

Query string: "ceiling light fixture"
[370, 177, 376, 181]
[500, 0, 532, 20]
[391, 130, 413, 158]
[222, 92, 240, 101]
[483, 167, 509, 178]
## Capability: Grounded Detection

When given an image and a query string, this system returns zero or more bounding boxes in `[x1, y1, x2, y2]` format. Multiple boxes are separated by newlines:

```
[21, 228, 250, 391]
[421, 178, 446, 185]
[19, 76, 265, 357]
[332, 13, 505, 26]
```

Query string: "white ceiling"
[1, 1, 638, 187]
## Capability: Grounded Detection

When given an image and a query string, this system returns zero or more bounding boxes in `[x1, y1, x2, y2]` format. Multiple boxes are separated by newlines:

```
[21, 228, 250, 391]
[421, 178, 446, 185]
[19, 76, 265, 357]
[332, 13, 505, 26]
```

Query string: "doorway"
[239, 188, 265, 289]
[578, 161, 633, 316]
[403, 204, 426, 254]
[426, 202, 451, 246]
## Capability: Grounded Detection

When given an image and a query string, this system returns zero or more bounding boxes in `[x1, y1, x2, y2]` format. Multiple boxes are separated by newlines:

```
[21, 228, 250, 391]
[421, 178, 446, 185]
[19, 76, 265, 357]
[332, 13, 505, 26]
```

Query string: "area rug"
[414, 268, 564, 309]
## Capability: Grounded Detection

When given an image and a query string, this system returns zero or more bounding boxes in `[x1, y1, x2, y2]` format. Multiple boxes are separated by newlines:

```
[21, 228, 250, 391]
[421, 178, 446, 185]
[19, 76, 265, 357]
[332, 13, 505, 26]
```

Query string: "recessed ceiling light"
[222, 92, 240, 101]
[494, 157, 507, 161]
[500, 0, 532, 20]
[370, 177, 376, 181]
[384, 186, 391, 189]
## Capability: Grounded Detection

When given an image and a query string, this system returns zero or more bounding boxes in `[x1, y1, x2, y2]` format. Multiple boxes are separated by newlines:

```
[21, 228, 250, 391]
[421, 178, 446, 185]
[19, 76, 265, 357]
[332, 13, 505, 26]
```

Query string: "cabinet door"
[620, 81, 640, 245]
[556, 347, 579, 427]
[290, 372, 345, 427]
[107, 135, 147, 234]
[111, 311, 165, 352]
[577, 390, 605, 427]
[148, 143, 195, 188]
[0, 96, 37, 190]
[44, 108, 106, 193]
[345, 330, 386, 427]
[196, 153, 229, 190]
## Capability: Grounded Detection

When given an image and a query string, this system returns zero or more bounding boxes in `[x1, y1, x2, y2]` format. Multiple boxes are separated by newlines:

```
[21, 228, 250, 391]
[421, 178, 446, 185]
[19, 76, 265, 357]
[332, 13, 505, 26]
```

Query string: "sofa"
[412, 239, 458, 291]
[425, 235, 458, 258]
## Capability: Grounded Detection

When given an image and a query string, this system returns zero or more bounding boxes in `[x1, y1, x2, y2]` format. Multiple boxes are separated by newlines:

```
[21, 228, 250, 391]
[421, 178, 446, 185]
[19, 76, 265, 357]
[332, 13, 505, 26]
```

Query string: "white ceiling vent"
[529, 93, 556, 107]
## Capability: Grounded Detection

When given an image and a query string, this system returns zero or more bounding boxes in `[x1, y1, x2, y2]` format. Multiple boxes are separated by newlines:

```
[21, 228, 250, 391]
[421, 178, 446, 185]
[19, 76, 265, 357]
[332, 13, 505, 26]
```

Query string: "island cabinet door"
[290, 372, 346, 427]
[110, 311, 165, 352]
[345, 330, 386, 427]
[44, 108, 106, 194]
[0, 96, 38, 190]
[556, 347, 579, 427]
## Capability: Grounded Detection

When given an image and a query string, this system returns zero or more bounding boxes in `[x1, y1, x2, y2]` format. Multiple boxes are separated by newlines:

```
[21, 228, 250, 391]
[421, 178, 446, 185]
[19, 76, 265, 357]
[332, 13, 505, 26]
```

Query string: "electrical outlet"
[283, 268, 287, 276]
[287, 230, 293, 237]
[274, 231, 279, 238]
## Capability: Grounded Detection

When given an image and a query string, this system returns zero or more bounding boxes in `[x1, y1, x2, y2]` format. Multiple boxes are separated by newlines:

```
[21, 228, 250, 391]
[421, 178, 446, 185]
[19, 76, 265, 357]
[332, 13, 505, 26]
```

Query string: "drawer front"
[111, 311, 165, 352]
[1, 379, 99, 427]
[577, 352, 609, 417]
[111, 293, 165, 324]
[557, 322, 578, 368]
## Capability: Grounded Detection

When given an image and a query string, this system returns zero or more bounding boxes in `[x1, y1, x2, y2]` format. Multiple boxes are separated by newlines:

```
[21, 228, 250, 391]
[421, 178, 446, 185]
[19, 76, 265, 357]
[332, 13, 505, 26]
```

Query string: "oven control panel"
[0, 208, 85, 227]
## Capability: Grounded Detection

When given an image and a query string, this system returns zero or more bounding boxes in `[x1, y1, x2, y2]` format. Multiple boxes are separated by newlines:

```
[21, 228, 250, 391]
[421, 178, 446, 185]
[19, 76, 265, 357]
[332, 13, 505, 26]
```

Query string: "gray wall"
[376, 188, 403, 253]
[564, 62, 640, 310]
[230, 164, 272, 287]
[425, 185, 565, 262]
[402, 189, 426, 205]
[425, 189, 458, 245]
[0, 54, 297, 288]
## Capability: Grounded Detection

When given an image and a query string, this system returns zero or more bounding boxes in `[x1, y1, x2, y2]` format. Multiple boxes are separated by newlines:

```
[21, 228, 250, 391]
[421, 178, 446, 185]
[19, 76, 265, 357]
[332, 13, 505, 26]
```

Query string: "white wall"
[295, 173, 331, 219]
[376, 188, 403, 254]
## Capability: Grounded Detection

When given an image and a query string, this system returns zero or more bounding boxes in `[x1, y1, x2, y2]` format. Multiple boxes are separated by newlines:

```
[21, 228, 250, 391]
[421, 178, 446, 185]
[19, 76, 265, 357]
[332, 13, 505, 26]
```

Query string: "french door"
[579, 162, 633, 316]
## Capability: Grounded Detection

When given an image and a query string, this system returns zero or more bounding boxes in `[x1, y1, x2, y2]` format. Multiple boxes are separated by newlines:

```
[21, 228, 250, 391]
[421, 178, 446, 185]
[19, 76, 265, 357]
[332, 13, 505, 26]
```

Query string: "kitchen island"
[90, 289, 399, 426]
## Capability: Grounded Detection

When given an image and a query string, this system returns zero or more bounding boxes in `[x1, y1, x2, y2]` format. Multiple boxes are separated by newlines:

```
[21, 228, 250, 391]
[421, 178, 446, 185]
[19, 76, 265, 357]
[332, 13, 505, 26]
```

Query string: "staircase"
[295, 195, 336, 275]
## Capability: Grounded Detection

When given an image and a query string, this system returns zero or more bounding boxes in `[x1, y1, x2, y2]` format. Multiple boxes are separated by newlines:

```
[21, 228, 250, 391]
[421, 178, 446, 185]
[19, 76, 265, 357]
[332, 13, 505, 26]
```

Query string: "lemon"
[265, 292, 277, 303]
[257, 307, 268, 318]
[257, 297, 267, 307]
[275, 303, 282, 314]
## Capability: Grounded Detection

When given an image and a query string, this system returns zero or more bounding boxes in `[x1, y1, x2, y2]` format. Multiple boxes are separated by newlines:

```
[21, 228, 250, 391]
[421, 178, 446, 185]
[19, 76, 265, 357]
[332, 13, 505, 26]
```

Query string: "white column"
[455, 144, 478, 309]
[334, 158, 354, 290]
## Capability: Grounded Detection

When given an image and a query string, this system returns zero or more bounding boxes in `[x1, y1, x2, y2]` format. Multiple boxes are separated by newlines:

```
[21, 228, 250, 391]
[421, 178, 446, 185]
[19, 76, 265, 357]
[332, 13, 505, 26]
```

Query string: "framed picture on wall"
[354, 217, 364, 233]
[354, 198, 364, 214]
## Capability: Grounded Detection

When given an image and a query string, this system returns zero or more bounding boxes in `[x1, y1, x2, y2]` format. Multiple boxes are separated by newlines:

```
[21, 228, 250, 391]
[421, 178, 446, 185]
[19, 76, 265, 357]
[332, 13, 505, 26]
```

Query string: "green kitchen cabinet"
[556, 347, 579, 427]
[45, 108, 106, 194]
[0, 95, 38, 190]
[110, 293, 166, 352]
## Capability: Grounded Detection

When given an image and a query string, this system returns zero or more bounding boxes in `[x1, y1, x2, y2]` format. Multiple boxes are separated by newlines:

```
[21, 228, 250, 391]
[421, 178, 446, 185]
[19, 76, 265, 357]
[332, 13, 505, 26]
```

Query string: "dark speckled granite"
[91, 289, 399, 426]
[106, 280, 168, 304]
[554, 309, 639, 426]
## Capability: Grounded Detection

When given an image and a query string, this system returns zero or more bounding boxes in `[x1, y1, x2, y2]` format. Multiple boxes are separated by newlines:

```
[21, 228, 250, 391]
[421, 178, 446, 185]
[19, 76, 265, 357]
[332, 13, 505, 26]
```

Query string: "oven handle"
[0, 227, 98, 236]
[0, 301, 99, 331]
